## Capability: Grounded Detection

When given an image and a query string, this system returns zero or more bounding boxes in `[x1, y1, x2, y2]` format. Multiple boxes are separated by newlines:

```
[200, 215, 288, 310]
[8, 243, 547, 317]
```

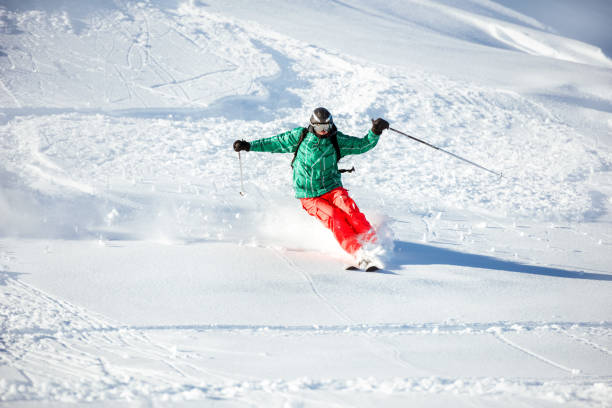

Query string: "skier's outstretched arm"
[233, 128, 303, 154]
[337, 118, 389, 158]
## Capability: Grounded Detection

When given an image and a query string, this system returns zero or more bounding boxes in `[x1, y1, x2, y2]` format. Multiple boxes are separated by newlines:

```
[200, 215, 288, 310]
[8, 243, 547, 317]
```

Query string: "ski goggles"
[312, 122, 332, 133]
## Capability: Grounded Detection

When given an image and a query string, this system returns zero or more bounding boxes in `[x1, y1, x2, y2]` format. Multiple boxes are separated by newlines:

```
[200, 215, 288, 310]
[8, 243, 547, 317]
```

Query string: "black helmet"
[310, 107, 333, 133]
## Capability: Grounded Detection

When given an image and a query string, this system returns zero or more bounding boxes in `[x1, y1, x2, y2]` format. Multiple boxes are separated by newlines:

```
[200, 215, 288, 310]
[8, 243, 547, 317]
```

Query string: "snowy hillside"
[1, 0, 611, 406]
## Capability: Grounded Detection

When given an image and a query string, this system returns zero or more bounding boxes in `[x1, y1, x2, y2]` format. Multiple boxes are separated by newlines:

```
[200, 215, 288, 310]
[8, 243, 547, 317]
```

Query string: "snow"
[1, 0, 611, 406]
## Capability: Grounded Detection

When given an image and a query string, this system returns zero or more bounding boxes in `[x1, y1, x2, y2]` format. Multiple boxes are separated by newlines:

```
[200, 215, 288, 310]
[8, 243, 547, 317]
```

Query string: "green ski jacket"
[249, 127, 380, 198]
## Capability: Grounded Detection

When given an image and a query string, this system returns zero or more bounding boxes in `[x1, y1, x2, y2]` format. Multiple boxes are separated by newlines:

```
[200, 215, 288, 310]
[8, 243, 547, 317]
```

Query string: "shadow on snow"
[391, 240, 612, 281]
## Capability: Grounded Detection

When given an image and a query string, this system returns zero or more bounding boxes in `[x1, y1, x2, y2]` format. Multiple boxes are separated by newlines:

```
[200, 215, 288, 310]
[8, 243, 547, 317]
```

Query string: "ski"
[345, 265, 382, 272]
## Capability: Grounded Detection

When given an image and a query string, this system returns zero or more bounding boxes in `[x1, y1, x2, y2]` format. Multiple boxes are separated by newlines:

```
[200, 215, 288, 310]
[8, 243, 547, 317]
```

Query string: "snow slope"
[0, 0, 611, 406]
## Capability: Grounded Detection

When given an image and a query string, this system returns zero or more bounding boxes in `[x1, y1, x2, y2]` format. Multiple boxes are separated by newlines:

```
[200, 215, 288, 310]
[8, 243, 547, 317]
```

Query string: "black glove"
[371, 118, 389, 135]
[233, 139, 250, 152]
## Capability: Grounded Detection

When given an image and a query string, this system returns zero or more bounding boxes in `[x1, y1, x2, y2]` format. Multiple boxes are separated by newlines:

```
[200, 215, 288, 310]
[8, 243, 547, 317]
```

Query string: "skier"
[233, 107, 389, 271]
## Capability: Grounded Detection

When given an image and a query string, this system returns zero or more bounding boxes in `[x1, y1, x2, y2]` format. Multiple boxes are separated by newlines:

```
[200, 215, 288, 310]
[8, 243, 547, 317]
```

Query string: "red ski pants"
[300, 187, 375, 255]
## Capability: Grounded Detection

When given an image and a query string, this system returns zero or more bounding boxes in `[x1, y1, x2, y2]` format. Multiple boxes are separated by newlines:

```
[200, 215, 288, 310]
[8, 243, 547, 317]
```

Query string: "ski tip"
[345, 265, 384, 272]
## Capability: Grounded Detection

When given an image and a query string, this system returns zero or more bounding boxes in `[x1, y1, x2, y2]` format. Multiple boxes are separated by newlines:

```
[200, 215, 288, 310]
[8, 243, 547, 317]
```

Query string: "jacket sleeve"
[337, 130, 380, 158]
[249, 127, 303, 153]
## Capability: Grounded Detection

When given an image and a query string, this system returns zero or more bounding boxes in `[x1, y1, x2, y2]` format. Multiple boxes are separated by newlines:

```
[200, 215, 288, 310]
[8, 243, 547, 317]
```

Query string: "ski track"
[560, 329, 612, 357]
[273, 248, 356, 325]
[492, 331, 580, 375]
[274, 249, 435, 377]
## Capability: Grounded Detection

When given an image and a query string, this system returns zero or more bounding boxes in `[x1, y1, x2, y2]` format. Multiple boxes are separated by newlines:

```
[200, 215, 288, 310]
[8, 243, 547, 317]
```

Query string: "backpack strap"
[329, 133, 341, 163]
[290, 127, 309, 168]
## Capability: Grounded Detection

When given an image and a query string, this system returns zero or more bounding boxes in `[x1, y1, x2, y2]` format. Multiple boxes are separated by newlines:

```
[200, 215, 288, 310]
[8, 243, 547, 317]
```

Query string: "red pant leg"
[327, 188, 377, 244]
[300, 193, 362, 255]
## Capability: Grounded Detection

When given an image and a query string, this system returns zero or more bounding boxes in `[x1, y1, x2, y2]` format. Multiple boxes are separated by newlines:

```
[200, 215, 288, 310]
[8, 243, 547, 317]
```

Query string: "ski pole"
[238, 151, 246, 196]
[388, 126, 503, 178]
